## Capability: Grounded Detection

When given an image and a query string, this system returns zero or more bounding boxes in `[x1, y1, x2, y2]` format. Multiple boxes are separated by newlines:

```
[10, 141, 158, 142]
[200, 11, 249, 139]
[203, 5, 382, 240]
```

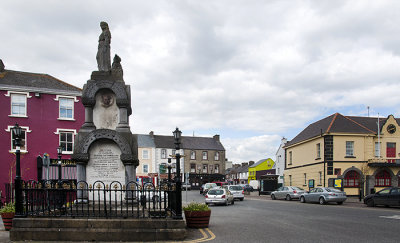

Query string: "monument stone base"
[10, 218, 186, 242]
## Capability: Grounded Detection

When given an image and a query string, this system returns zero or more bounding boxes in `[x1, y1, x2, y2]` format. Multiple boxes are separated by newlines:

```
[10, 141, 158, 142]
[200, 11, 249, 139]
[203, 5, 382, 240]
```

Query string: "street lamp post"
[12, 123, 23, 216]
[167, 158, 172, 183]
[57, 146, 63, 182]
[173, 127, 183, 219]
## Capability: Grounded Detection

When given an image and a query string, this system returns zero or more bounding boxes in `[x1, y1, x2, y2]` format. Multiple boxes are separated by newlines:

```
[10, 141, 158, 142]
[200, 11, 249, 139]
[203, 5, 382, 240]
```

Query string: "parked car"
[300, 187, 347, 205]
[226, 185, 245, 201]
[239, 184, 254, 192]
[200, 183, 217, 195]
[205, 188, 234, 206]
[271, 186, 306, 201]
[364, 187, 400, 207]
[182, 183, 191, 191]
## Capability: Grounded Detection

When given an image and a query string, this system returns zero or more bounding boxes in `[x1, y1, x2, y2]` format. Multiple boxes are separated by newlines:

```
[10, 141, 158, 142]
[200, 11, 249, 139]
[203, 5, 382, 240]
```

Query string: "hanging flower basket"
[183, 202, 211, 228]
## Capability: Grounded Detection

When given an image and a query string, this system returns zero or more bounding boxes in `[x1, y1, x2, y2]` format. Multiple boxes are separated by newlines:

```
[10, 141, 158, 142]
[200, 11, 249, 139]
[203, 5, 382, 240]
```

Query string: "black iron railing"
[19, 180, 177, 219]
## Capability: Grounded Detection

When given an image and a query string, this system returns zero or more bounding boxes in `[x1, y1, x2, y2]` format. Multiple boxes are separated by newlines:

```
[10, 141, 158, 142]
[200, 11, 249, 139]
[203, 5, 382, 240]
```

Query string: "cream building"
[284, 113, 400, 197]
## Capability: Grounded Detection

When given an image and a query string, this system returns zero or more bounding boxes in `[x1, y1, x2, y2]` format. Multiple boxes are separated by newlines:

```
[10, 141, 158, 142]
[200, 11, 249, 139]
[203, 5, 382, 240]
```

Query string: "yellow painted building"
[284, 113, 400, 197]
[248, 158, 275, 183]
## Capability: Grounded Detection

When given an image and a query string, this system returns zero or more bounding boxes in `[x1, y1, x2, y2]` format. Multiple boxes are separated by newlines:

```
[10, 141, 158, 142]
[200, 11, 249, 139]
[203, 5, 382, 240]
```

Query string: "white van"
[249, 180, 259, 190]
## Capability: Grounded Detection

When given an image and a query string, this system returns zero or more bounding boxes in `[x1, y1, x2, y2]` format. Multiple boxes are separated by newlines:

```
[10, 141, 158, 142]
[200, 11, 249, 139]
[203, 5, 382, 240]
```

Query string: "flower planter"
[1, 212, 15, 231]
[184, 210, 211, 228]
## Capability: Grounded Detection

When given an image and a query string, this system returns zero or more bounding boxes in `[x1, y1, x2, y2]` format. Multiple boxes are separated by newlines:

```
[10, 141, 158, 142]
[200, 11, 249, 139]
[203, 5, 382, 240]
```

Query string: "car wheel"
[224, 200, 228, 206]
[337, 201, 343, 205]
[271, 194, 276, 200]
[366, 199, 375, 207]
[286, 195, 291, 201]
[232, 200, 234, 205]
[319, 197, 326, 205]
[300, 196, 305, 203]
[240, 198, 244, 201]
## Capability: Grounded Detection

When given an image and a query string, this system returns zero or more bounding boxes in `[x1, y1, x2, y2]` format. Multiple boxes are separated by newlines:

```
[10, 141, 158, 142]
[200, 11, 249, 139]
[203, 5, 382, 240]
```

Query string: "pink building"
[0, 60, 84, 200]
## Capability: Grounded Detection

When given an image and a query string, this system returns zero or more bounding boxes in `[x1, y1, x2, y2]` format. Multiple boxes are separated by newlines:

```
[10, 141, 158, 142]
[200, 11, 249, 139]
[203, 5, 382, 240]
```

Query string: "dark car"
[364, 187, 400, 207]
[239, 184, 254, 192]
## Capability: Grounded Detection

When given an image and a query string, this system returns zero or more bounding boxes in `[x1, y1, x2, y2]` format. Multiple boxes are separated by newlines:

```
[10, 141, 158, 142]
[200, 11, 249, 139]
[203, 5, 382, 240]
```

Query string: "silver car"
[226, 185, 245, 201]
[300, 187, 347, 205]
[271, 186, 306, 201]
[205, 188, 234, 206]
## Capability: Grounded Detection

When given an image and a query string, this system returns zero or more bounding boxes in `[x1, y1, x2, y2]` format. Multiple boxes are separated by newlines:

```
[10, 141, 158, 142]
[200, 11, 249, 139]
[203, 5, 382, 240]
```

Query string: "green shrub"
[0, 203, 15, 213]
[183, 202, 210, 211]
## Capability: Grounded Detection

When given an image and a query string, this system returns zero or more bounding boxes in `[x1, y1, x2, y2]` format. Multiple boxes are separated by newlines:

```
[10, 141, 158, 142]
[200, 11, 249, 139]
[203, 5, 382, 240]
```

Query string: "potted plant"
[0, 202, 15, 231]
[183, 202, 211, 228]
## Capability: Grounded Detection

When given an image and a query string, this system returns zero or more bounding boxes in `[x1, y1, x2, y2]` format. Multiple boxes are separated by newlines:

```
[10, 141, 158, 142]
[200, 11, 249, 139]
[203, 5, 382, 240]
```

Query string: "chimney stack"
[213, 135, 220, 142]
[249, 161, 255, 166]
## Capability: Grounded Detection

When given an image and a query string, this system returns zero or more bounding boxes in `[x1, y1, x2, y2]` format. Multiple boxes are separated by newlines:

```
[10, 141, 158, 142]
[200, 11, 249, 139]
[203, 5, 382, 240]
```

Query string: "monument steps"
[10, 218, 186, 241]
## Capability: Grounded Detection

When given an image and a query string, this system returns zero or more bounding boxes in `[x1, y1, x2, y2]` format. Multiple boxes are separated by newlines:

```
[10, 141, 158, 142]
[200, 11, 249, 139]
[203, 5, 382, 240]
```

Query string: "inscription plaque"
[87, 141, 124, 186]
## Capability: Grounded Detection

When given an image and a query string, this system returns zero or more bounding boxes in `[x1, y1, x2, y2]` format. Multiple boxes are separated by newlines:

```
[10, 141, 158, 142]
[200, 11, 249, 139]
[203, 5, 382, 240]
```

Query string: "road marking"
[379, 215, 400, 220]
[177, 228, 215, 243]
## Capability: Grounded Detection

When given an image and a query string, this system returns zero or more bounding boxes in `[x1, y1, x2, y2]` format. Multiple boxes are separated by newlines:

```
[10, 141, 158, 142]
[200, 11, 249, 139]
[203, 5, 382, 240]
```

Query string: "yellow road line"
[178, 227, 216, 243]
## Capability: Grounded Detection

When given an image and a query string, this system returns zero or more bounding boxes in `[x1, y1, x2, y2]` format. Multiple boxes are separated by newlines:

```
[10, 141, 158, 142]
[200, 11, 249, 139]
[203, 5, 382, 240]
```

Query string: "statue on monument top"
[111, 54, 123, 80]
[96, 21, 111, 72]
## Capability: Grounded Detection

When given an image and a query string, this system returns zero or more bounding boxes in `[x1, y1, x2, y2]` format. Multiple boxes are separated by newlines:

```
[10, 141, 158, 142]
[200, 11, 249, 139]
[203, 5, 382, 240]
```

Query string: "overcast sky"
[2, 0, 400, 164]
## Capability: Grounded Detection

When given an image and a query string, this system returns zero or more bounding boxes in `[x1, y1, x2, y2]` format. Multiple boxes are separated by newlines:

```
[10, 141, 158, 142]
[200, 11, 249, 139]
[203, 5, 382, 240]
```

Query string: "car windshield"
[208, 189, 224, 195]
[229, 186, 242, 190]
[326, 188, 342, 192]
[206, 183, 217, 189]
[292, 187, 304, 191]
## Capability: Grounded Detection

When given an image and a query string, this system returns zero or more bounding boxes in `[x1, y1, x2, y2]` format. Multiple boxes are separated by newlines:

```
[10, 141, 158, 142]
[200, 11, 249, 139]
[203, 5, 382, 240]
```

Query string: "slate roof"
[236, 164, 249, 173]
[286, 113, 392, 147]
[153, 135, 225, 151]
[137, 134, 155, 148]
[249, 159, 268, 168]
[0, 69, 81, 95]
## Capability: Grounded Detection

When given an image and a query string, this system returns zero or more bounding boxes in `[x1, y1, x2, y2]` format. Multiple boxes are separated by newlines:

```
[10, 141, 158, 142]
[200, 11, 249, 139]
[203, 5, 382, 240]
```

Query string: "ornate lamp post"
[172, 127, 183, 219]
[57, 146, 63, 181]
[12, 123, 23, 216]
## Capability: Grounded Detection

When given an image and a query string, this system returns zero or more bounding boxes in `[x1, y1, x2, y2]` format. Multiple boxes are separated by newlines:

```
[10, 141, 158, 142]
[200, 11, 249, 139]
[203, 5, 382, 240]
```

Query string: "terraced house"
[284, 113, 400, 197]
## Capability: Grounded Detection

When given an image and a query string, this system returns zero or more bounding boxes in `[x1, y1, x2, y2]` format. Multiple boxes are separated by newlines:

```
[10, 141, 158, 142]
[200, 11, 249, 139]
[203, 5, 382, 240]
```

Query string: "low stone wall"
[11, 218, 186, 242]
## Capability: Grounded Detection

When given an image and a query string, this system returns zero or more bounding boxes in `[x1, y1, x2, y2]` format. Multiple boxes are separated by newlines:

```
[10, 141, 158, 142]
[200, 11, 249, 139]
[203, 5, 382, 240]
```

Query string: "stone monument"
[72, 21, 139, 201]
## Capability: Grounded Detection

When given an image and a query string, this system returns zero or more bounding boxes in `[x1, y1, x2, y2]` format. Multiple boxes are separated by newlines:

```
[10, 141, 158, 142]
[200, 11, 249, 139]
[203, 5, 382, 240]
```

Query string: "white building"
[275, 137, 287, 186]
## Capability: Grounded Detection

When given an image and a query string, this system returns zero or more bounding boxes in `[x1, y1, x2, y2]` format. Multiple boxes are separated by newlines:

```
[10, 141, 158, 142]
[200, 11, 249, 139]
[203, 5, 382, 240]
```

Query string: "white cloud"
[1, 1, 400, 162]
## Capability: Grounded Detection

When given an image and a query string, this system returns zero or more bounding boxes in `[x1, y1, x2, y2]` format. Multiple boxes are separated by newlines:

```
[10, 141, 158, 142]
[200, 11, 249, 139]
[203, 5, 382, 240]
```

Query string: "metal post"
[173, 128, 183, 219]
[57, 146, 62, 181]
[168, 158, 172, 183]
[12, 123, 23, 216]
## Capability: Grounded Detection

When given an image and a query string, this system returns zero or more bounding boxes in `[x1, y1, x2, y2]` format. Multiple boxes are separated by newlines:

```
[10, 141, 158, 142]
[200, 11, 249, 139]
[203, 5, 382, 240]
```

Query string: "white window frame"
[143, 164, 149, 173]
[54, 129, 77, 154]
[54, 95, 78, 121]
[214, 164, 219, 173]
[190, 163, 196, 173]
[190, 150, 196, 160]
[6, 125, 32, 153]
[316, 143, 321, 159]
[203, 164, 208, 173]
[161, 149, 167, 159]
[346, 141, 354, 157]
[6, 91, 31, 117]
[214, 151, 220, 161]
[202, 151, 208, 160]
[142, 149, 149, 160]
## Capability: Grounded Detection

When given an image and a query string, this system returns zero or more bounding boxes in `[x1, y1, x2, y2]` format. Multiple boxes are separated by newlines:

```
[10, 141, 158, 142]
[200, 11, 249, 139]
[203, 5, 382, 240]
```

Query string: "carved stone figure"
[111, 54, 123, 80]
[96, 22, 111, 71]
